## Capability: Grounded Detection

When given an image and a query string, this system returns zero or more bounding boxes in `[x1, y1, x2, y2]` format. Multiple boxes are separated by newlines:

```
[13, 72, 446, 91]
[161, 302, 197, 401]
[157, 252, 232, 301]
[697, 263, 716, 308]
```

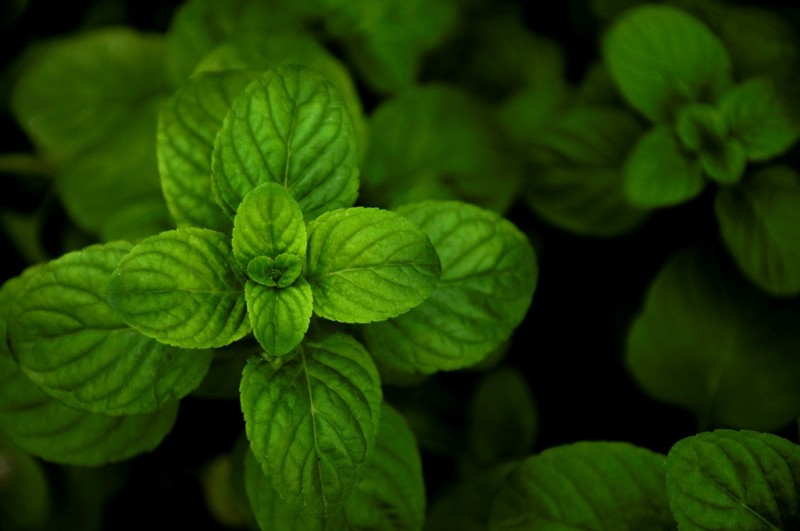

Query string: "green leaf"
[626, 247, 800, 430]
[720, 77, 800, 161]
[245, 279, 313, 357]
[700, 139, 747, 185]
[0, 436, 50, 530]
[490, 442, 673, 530]
[715, 166, 800, 296]
[7, 241, 213, 416]
[603, 4, 732, 122]
[0, 354, 178, 466]
[676, 103, 728, 153]
[468, 368, 537, 468]
[344, 403, 425, 530]
[11, 27, 171, 164]
[108, 228, 251, 349]
[241, 334, 382, 517]
[232, 182, 307, 272]
[211, 65, 359, 220]
[523, 105, 648, 236]
[244, 403, 424, 530]
[305, 207, 441, 323]
[667, 430, 800, 530]
[158, 69, 261, 232]
[361, 85, 521, 213]
[363, 201, 536, 374]
[192, 340, 260, 400]
[624, 125, 704, 208]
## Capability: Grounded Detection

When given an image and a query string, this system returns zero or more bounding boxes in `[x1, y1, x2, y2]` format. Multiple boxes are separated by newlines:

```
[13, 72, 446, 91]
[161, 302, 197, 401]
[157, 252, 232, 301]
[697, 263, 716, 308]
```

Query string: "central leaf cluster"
[246, 253, 302, 288]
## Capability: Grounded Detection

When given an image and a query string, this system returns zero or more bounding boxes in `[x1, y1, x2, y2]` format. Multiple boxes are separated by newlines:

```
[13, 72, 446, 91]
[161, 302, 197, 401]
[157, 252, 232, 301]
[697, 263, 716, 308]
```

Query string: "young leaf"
[626, 247, 800, 430]
[603, 4, 732, 122]
[305, 207, 441, 323]
[108, 228, 251, 349]
[232, 182, 307, 272]
[241, 334, 382, 517]
[715, 166, 800, 296]
[11, 27, 171, 164]
[211, 65, 359, 220]
[490, 442, 674, 530]
[720, 77, 800, 161]
[700, 139, 747, 185]
[363, 201, 536, 374]
[7, 242, 213, 416]
[245, 280, 313, 357]
[158, 69, 261, 232]
[624, 125, 704, 208]
[667, 430, 800, 530]
[0, 354, 178, 466]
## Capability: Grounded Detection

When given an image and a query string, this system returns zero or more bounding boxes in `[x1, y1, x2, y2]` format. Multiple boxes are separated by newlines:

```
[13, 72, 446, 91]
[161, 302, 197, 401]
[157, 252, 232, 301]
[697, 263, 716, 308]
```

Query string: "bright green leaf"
[361, 85, 521, 213]
[603, 4, 732, 122]
[211, 65, 359, 219]
[245, 279, 313, 357]
[344, 403, 425, 530]
[715, 166, 800, 296]
[720, 77, 800, 161]
[232, 182, 307, 272]
[158, 69, 261, 232]
[363, 201, 536, 374]
[490, 442, 673, 530]
[626, 247, 800, 430]
[241, 334, 382, 517]
[0, 354, 178, 466]
[667, 430, 800, 530]
[108, 228, 251, 349]
[0, 436, 50, 530]
[7, 241, 213, 416]
[247, 254, 303, 288]
[305, 207, 441, 324]
[11, 27, 171, 164]
[624, 125, 704, 208]
[468, 368, 537, 468]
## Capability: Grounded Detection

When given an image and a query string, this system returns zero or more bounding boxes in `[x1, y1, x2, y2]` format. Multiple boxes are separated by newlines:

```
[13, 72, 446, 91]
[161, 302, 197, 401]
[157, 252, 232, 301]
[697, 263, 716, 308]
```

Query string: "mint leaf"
[363, 201, 536, 374]
[245, 280, 313, 357]
[241, 334, 382, 517]
[490, 442, 673, 530]
[624, 125, 704, 208]
[344, 403, 425, 530]
[232, 182, 307, 272]
[626, 247, 800, 430]
[700, 139, 747, 185]
[603, 4, 732, 122]
[211, 65, 359, 219]
[715, 166, 800, 296]
[361, 85, 520, 213]
[720, 77, 800, 161]
[158, 69, 260, 232]
[305, 207, 441, 324]
[667, 430, 800, 530]
[57, 95, 171, 242]
[0, 354, 178, 465]
[7, 242, 213, 416]
[11, 28, 170, 164]
[523, 105, 648, 236]
[108, 228, 250, 349]
[0, 436, 50, 530]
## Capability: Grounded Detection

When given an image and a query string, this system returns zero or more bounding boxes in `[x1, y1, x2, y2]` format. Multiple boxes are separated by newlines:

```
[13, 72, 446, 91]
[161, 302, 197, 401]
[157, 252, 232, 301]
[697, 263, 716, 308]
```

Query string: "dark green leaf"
[108, 228, 250, 349]
[626, 247, 800, 430]
[715, 166, 800, 296]
[624, 125, 704, 208]
[668, 430, 800, 530]
[211, 65, 359, 219]
[158, 69, 260, 232]
[363, 201, 536, 374]
[0, 436, 50, 530]
[245, 279, 313, 357]
[8, 242, 213, 416]
[305, 207, 441, 324]
[603, 4, 732, 122]
[241, 334, 382, 517]
[490, 442, 673, 530]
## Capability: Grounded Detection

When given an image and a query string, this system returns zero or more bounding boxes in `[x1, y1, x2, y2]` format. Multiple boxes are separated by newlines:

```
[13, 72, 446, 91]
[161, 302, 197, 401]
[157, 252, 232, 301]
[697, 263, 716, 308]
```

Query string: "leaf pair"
[489, 430, 800, 530]
[109, 183, 442, 357]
